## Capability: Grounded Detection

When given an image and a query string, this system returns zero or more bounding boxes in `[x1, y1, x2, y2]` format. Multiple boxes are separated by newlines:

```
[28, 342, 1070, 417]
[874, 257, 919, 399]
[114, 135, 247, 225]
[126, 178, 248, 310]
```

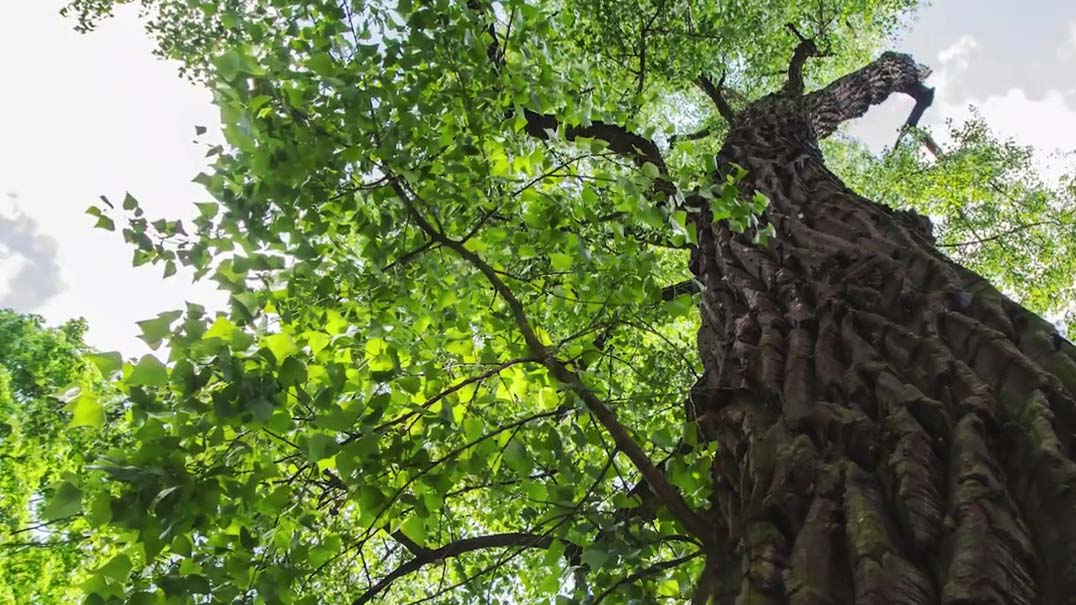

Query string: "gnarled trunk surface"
[688, 53, 1076, 604]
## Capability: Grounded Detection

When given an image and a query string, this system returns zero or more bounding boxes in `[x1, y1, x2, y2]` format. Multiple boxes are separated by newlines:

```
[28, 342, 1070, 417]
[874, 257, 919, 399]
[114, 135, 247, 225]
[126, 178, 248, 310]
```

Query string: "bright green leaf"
[67, 391, 105, 428]
[127, 355, 168, 387]
[43, 481, 82, 521]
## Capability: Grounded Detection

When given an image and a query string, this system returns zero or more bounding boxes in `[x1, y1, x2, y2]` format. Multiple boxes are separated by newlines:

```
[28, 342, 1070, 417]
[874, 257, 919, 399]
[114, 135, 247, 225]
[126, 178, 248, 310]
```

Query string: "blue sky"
[1, 0, 1074, 354]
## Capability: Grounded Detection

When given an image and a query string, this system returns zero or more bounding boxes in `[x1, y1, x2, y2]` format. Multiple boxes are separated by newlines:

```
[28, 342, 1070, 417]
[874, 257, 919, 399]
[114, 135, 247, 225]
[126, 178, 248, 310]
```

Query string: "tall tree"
[61, 1, 1076, 603]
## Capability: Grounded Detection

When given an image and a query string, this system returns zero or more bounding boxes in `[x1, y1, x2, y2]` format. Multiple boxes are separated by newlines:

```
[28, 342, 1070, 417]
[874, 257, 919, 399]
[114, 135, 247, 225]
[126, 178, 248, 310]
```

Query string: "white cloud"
[843, 34, 981, 153]
[936, 87, 1076, 182]
[0, 199, 65, 311]
[0, 0, 225, 354]
[1059, 21, 1076, 61]
[930, 34, 978, 97]
[938, 35, 979, 68]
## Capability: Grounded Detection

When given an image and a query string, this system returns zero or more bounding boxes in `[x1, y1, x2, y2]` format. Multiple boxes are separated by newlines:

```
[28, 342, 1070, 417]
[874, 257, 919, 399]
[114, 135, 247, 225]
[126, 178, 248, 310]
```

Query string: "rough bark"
[687, 51, 1076, 604]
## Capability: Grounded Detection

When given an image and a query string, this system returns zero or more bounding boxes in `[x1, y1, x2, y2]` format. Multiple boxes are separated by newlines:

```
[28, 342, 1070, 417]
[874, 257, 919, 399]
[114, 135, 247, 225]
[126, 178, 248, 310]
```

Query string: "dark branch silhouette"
[696, 74, 737, 123]
[783, 24, 820, 96]
[806, 51, 933, 138]
[352, 532, 552, 605]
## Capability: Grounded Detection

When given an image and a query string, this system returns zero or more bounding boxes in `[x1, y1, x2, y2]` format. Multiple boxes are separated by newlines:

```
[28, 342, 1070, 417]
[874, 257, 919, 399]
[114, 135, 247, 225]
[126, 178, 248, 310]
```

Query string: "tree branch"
[521, 110, 675, 196]
[695, 74, 736, 123]
[382, 240, 436, 272]
[387, 175, 713, 546]
[669, 126, 715, 145]
[593, 551, 703, 605]
[662, 280, 700, 301]
[468, 2, 674, 197]
[892, 85, 937, 149]
[390, 530, 432, 557]
[352, 532, 552, 605]
[783, 24, 819, 96]
[805, 51, 933, 139]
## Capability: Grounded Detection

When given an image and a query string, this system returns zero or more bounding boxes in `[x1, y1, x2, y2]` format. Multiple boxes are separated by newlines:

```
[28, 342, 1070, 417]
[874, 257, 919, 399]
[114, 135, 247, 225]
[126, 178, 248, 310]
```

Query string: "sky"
[848, 0, 1076, 173]
[0, 0, 225, 355]
[1, 0, 1074, 355]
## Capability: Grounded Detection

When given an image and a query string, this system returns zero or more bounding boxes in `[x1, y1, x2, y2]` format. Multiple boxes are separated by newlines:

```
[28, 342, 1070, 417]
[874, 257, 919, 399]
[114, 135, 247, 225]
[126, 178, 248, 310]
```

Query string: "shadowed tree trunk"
[685, 50, 1076, 604]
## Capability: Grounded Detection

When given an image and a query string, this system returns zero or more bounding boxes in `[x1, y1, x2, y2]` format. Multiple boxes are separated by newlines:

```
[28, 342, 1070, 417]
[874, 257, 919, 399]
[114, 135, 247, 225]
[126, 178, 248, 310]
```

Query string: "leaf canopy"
[0, 311, 117, 604]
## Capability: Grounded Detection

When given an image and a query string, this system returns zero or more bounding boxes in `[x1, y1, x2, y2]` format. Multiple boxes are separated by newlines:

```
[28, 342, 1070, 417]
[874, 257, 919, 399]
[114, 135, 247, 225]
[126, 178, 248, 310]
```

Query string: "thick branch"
[806, 51, 933, 139]
[900, 85, 935, 131]
[388, 176, 713, 546]
[662, 280, 700, 301]
[468, 2, 674, 196]
[669, 126, 714, 145]
[352, 533, 551, 605]
[521, 110, 675, 196]
[898, 128, 946, 159]
[695, 74, 736, 123]
[390, 531, 431, 557]
[783, 24, 819, 96]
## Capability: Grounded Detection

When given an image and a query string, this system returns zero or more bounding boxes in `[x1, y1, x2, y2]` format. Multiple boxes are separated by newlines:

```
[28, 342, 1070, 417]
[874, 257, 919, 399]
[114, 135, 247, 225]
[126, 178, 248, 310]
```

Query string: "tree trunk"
[688, 53, 1076, 604]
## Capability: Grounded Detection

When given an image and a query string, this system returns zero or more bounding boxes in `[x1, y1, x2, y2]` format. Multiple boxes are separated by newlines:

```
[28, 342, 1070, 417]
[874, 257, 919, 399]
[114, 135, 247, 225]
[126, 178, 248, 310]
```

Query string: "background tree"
[0, 310, 116, 604]
[56, 0, 1076, 603]
[827, 118, 1076, 336]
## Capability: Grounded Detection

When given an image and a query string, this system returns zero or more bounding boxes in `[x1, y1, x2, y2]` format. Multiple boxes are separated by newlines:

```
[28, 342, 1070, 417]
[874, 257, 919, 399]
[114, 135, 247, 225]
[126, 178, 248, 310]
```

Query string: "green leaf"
[213, 46, 264, 81]
[195, 202, 218, 219]
[305, 331, 331, 355]
[503, 439, 533, 475]
[136, 310, 182, 350]
[86, 494, 112, 527]
[710, 199, 731, 221]
[550, 253, 572, 271]
[214, 49, 243, 81]
[581, 185, 598, 205]
[305, 433, 340, 462]
[309, 535, 342, 568]
[263, 332, 297, 363]
[399, 515, 427, 545]
[279, 357, 308, 386]
[306, 52, 336, 76]
[581, 546, 609, 569]
[462, 417, 483, 441]
[67, 391, 105, 428]
[87, 351, 123, 376]
[87, 206, 116, 231]
[128, 355, 168, 387]
[657, 578, 681, 597]
[97, 554, 133, 583]
[43, 480, 82, 521]
[544, 539, 565, 567]
[203, 316, 238, 341]
[751, 191, 769, 212]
